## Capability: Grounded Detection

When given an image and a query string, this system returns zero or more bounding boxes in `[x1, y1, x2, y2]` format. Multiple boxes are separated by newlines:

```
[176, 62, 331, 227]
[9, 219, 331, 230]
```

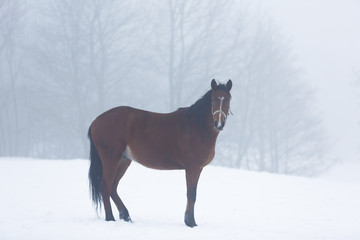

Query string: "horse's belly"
[126, 145, 185, 170]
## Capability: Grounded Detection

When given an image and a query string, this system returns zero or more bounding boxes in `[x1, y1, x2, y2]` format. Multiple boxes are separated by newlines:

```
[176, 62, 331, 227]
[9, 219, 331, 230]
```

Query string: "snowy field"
[0, 158, 359, 240]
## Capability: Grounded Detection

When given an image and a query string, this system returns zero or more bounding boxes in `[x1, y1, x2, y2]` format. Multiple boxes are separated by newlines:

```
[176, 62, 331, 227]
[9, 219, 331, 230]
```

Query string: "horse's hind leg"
[111, 156, 132, 222]
[101, 168, 115, 221]
[101, 157, 120, 221]
[101, 183, 115, 221]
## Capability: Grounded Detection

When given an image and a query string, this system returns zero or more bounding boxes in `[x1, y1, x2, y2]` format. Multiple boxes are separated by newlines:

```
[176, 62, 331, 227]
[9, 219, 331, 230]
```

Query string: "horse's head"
[211, 79, 232, 131]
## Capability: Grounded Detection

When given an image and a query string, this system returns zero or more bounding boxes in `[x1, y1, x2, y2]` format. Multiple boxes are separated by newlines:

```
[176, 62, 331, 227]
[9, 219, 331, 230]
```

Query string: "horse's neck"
[202, 112, 220, 139]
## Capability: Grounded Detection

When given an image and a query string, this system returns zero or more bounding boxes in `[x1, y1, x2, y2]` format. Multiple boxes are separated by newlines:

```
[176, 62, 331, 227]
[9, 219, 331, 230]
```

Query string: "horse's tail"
[88, 125, 103, 211]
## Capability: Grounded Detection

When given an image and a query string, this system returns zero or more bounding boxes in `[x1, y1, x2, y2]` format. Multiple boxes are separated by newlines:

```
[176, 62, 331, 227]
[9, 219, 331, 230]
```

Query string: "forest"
[0, 0, 332, 176]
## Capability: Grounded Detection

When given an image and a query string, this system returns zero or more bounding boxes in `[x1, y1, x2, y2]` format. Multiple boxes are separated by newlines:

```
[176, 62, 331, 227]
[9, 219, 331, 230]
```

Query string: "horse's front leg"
[184, 167, 203, 227]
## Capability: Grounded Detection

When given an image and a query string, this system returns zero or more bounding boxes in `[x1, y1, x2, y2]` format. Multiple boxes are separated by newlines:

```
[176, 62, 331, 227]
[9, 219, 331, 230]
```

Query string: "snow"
[1, 158, 359, 240]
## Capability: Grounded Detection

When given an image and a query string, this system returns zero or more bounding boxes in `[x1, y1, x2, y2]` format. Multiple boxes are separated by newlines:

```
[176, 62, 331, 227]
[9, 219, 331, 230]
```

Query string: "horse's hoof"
[120, 211, 132, 223]
[123, 216, 132, 223]
[184, 217, 197, 228]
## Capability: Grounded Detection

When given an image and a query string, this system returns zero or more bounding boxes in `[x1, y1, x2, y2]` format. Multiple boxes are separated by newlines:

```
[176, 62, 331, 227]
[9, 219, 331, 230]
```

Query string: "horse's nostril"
[214, 121, 224, 131]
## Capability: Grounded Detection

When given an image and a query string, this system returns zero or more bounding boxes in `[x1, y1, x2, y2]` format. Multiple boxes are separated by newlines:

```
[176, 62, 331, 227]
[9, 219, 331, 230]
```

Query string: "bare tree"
[0, 0, 25, 156]
[86, 0, 144, 112]
[150, 0, 233, 110]
[28, 0, 142, 157]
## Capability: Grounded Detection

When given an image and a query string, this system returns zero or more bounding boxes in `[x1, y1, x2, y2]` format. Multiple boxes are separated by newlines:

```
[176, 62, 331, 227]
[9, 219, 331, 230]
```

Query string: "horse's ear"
[226, 79, 232, 91]
[211, 79, 217, 90]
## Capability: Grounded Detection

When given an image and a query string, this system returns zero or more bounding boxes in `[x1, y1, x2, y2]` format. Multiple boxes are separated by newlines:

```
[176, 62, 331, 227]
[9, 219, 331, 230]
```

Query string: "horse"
[88, 79, 232, 227]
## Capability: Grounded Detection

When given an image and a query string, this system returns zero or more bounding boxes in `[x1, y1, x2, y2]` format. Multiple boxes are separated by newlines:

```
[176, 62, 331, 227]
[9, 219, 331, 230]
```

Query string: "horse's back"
[90, 106, 184, 155]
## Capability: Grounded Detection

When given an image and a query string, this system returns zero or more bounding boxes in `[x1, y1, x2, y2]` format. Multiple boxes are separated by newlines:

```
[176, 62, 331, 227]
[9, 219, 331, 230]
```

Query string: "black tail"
[88, 126, 103, 211]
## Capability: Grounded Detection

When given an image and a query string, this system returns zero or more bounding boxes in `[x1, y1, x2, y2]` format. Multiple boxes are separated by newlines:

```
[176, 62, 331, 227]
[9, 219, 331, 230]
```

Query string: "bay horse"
[88, 79, 232, 227]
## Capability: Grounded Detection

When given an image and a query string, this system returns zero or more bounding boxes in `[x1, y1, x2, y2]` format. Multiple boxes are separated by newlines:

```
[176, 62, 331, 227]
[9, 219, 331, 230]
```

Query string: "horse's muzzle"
[214, 121, 225, 131]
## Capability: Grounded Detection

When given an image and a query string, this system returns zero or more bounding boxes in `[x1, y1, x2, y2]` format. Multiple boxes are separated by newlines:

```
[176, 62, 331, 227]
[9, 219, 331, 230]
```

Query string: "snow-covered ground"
[0, 158, 359, 240]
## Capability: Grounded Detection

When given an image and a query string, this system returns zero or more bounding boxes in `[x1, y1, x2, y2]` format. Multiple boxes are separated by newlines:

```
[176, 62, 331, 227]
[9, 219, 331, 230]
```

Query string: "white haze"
[261, 0, 360, 163]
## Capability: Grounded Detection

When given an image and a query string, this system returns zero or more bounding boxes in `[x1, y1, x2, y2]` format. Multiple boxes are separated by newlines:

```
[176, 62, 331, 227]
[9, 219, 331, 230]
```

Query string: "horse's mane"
[185, 84, 230, 125]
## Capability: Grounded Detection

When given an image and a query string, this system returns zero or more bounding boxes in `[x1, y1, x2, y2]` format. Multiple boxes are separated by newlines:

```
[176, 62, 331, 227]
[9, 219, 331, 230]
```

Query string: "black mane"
[186, 90, 212, 118]
[185, 83, 231, 125]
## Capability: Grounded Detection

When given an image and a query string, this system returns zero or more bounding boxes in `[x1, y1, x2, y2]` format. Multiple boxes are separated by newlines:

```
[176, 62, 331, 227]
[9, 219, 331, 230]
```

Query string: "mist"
[261, 0, 360, 165]
[1, 0, 359, 176]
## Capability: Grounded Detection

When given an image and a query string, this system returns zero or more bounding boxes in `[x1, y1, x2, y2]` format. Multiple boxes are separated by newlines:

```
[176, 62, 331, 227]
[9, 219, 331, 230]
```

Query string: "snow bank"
[0, 158, 359, 240]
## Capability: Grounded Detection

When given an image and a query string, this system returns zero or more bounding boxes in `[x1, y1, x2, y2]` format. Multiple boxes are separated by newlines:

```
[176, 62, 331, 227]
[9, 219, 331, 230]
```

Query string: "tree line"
[0, 0, 331, 176]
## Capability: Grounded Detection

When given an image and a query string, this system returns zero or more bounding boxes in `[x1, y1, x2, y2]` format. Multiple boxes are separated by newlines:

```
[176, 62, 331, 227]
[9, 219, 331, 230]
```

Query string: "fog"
[261, 0, 360, 163]
[1, 0, 359, 176]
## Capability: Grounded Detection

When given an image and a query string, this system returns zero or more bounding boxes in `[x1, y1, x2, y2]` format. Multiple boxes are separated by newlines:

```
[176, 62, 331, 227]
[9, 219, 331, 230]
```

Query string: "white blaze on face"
[212, 96, 227, 129]
[217, 96, 224, 127]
